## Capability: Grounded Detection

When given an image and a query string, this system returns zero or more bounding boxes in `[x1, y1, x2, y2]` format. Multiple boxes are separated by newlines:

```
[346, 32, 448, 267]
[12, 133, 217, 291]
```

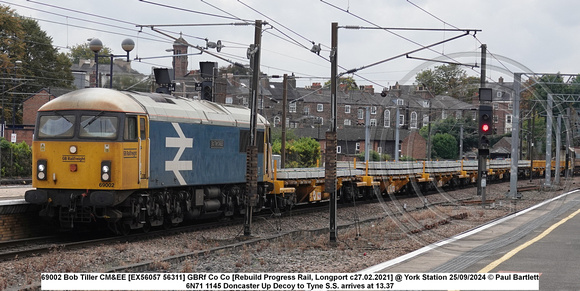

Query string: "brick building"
[258, 80, 472, 161]
[9, 88, 71, 145]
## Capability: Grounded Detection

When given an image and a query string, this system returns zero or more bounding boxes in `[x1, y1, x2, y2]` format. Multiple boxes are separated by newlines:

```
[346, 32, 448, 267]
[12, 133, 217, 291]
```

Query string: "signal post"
[477, 88, 493, 206]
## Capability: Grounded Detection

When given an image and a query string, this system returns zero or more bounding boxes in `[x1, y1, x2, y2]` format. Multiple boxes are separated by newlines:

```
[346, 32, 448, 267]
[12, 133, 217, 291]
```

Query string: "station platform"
[363, 189, 580, 290]
[0, 184, 30, 201]
[0, 185, 34, 215]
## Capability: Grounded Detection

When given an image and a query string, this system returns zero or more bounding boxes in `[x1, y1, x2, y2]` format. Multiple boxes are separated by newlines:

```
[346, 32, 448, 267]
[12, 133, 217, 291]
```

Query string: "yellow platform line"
[478, 207, 580, 273]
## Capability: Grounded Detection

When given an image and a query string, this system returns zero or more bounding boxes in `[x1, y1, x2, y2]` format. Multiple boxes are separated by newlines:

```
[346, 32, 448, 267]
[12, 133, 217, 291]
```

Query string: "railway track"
[0, 176, 514, 263]
[7, 177, 562, 291]
[0, 187, 464, 263]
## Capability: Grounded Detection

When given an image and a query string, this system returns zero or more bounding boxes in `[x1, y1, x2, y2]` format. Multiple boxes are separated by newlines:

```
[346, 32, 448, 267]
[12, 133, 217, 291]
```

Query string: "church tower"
[172, 33, 188, 79]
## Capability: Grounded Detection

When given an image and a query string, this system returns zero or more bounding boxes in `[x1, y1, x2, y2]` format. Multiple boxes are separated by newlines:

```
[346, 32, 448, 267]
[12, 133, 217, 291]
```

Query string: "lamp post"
[89, 38, 135, 88]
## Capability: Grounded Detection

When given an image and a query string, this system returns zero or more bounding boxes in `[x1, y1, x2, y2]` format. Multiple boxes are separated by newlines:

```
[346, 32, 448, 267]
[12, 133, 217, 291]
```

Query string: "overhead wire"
[320, 0, 470, 69]
[237, 0, 324, 53]
[16, 0, 484, 91]
[11, 0, 254, 69]
[0, 0, 164, 42]
[139, 0, 251, 22]
[405, 0, 514, 84]
[320, 0, 516, 91]
[196, 0, 341, 80]
[219, 2, 385, 87]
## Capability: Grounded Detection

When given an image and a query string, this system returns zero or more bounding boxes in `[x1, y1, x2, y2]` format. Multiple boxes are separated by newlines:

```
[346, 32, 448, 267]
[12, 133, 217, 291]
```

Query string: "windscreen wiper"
[82, 111, 105, 129]
[53, 111, 73, 124]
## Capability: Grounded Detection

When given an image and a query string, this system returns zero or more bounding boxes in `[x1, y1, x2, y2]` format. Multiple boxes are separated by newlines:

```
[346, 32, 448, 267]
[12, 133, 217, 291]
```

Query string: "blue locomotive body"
[148, 120, 265, 188]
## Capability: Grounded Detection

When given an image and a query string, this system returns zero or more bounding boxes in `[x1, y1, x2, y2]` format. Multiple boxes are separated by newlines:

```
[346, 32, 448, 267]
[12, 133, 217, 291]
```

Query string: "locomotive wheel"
[163, 217, 173, 230]
[142, 221, 151, 233]
[119, 221, 131, 236]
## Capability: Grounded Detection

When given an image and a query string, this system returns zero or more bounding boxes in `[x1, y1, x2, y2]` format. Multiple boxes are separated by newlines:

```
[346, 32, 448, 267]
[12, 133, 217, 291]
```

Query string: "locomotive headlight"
[69, 145, 78, 154]
[37, 160, 47, 181]
[101, 161, 111, 182]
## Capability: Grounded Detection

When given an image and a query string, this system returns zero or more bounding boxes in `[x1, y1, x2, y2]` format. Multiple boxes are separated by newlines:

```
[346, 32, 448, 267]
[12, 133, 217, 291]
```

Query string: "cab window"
[79, 115, 118, 139]
[38, 115, 75, 138]
[124, 116, 138, 141]
[139, 117, 146, 139]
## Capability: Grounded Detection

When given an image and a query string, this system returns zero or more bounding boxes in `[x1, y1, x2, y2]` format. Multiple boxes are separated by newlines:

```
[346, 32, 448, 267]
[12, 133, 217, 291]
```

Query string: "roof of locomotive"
[38, 88, 147, 114]
[38, 88, 268, 129]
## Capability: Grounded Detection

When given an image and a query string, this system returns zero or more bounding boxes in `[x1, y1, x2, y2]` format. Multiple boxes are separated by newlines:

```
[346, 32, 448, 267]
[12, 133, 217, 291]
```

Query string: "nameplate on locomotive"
[62, 155, 86, 163]
[210, 139, 224, 149]
[123, 148, 138, 158]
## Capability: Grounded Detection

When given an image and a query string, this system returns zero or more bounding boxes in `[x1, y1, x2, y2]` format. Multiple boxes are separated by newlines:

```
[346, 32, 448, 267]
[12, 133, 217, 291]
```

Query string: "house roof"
[293, 126, 414, 141]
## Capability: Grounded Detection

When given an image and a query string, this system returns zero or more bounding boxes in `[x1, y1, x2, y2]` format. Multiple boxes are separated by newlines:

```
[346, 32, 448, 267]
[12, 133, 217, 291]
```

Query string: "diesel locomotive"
[25, 88, 276, 233]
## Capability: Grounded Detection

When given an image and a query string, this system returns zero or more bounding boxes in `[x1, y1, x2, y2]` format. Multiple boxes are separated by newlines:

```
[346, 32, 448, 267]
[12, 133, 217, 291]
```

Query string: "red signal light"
[482, 124, 490, 132]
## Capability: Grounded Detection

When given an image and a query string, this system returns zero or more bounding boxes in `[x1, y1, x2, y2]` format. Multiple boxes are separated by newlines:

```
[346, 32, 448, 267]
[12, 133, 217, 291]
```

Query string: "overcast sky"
[4, 0, 580, 88]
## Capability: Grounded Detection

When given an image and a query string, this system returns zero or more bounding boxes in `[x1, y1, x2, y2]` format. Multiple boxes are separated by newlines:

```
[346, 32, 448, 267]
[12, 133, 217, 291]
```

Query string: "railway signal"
[201, 81, 213, 101]
[478, 104, 493, 136]
[478, 104, 492, 154]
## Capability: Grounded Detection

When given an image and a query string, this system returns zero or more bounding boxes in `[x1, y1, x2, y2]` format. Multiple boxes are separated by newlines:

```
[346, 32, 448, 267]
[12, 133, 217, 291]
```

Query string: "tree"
[419, 116, 479, 154]
[0, 5, 74, 125]
[69, 42, 113, 65]
[415, 64, 478, 101]
[271, 128, 320, 168]
[219, 64, 251, 77]
[324, 76, 358, 91]
[20, 17, 73, 89]
[432, 133, 457, 159]
[0, 138, 31, 177]
[0, 6, 26, 73]
[287, 137, 321, 168]
[115, 74, 153, 92]
[356, 150, 391, 161]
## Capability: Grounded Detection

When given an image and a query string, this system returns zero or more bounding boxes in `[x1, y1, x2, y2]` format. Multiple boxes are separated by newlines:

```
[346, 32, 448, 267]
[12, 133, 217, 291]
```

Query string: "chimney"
[312, 82, 322, 94]
[498, 76, 504, 84]
[288, 73, 296, 89]
[364, 85, 374, 94]
[416, 85, 431, 99]
[390, 82, 402, 98]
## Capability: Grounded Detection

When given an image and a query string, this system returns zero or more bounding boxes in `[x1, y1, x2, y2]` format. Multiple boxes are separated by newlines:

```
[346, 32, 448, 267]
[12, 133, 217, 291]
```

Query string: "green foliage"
[286, 137, 321, 168]
[419, 116, 479, 153]
[431, 133, 457, 160]
[114, 74, 153, 92]
[69, 42, 113, 64]
[415, 64, 478, 101]
[0, 5, 74, 125]
[271, 128, 320, 168]
[526, 74, 580, 156]
[0, 139, 31, 178]
[356, 151, 391, 161]
[324, 76, 358, 91]
[0, 6, 26, 72]
[219, 64, 251, 77]
[20, 17, 74, 89]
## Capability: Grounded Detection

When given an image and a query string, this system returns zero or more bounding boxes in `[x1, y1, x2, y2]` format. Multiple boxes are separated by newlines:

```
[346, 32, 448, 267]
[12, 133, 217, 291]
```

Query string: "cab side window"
[139, 117, 146, 139]
[124, 116, 138, 141]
